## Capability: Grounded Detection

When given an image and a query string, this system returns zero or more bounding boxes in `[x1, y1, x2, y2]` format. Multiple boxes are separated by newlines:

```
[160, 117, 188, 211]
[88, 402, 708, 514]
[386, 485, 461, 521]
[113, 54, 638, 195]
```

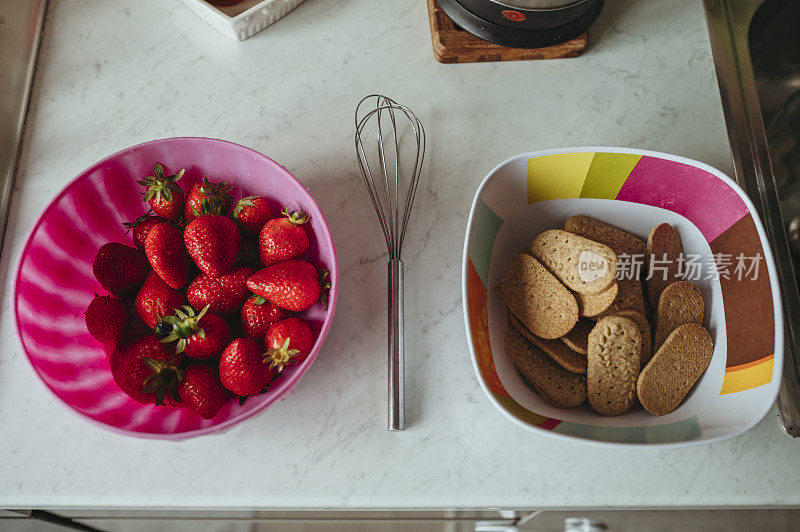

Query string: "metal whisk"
[354, 94, 426, 432]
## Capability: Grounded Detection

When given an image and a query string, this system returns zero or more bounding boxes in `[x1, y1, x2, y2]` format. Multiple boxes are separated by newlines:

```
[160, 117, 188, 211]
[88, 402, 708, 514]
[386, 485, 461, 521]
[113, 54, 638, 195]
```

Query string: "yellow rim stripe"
[527, 153, 594, 204]
[719, 355, 774, 395]
[580, 152, 642, 199]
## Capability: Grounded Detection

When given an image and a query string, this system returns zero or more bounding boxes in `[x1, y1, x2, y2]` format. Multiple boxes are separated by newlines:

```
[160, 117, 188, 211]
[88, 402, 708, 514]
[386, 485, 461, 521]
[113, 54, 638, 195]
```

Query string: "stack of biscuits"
[496, 215, 714, 416]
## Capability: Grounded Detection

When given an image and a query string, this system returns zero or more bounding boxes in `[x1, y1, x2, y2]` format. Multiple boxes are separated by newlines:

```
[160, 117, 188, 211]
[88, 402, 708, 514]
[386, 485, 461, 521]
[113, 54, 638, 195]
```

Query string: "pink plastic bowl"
[13, 137, 338, 439]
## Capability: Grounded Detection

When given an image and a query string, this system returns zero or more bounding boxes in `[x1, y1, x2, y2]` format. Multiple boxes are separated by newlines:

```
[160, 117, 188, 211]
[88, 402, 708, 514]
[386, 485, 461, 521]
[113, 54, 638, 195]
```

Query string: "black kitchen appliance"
[437, 0, 604, 49]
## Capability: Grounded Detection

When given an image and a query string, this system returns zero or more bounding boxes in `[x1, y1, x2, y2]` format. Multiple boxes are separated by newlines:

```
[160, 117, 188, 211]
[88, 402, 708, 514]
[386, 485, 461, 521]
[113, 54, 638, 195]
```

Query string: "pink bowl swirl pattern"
[14, 137, 338, 439]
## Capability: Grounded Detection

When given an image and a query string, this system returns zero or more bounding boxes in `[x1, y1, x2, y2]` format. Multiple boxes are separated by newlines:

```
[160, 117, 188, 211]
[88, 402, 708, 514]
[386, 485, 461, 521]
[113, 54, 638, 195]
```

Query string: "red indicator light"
[502, 10, 526, 22]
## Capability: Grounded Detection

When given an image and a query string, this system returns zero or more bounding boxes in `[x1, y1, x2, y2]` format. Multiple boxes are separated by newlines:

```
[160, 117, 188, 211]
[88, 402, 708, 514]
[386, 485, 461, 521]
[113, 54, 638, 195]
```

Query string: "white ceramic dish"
[462, 147, 783, 447]
[180, 0, 305, 41]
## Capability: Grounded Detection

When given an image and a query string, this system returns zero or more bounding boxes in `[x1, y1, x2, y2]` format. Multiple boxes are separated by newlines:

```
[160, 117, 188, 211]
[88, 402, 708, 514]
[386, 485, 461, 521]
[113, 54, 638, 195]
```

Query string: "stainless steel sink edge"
[704, 0, 800, 437]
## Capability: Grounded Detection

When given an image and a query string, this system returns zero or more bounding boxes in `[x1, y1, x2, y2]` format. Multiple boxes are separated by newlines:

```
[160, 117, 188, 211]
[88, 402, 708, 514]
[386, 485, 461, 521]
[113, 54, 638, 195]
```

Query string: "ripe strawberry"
[258, 209, 310, 267]
[109, 335, 181, 405]
[178, 365, 229, 419]
[187, 267, 254, 316]
[92, 242, 150, 297]
[247, 260, 322, 312]
[123, 214, 167, 249]
[232, 196, 274, 236]
[265, 317, 314, 371]
[135, 271, 186, 328]
[144, 223, 193, 289]
[158, 305, 230, 360]
[85, 294, 129, 346]
[184, 215, 240, 278]
[218, 338, 273, 396]
[184, 177, 233, 222]
[240, 295, 286, 341]
[137, 163, 185, 222]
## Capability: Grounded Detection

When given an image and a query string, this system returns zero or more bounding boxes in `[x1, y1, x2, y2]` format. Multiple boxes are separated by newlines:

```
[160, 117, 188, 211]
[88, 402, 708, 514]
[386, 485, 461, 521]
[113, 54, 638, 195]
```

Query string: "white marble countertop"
[2, 0, 799, 510]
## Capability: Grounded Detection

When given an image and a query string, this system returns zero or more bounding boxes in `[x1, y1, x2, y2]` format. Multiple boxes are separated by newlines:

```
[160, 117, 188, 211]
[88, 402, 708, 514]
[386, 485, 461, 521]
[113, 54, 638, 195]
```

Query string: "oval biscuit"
[528, 230, 617, 295]
[504, 323, 587, 408]
[575, 282, 618, 317]
[561, 318, 594, 355]
[495, 254, 578, 339]
[564, 215, 647, 257]
[637, 323, 713, 415]
[612, 310, 652, 366]
[646, 223, 683, 308]
[653, 280, 704, 350]
[509, 314, 587, 374]
[587, 316, 642, 416]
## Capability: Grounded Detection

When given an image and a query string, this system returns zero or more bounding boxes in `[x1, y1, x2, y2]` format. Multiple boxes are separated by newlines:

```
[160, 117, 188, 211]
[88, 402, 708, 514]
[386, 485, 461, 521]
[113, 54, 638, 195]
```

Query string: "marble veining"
[2, 0, 799, 510]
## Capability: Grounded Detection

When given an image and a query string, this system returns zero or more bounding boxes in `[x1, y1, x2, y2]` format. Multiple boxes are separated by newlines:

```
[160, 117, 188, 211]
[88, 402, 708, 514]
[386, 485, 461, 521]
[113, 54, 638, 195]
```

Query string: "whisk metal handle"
[388, 258, 404, 431]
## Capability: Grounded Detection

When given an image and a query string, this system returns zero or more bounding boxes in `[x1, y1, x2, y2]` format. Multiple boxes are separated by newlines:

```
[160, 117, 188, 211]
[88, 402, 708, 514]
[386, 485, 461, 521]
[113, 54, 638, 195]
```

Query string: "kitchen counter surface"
[2, 0, 799, 510]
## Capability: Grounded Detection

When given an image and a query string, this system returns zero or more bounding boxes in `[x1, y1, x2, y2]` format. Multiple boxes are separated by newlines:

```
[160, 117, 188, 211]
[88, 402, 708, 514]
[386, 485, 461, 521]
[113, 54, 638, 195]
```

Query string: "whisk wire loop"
[355, 94, 426, 260]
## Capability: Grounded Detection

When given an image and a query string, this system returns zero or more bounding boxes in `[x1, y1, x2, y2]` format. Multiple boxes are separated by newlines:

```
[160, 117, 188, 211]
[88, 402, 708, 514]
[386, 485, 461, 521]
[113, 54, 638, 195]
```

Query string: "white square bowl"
[180, 0, 305, 41]
[462, 147, 783, 448]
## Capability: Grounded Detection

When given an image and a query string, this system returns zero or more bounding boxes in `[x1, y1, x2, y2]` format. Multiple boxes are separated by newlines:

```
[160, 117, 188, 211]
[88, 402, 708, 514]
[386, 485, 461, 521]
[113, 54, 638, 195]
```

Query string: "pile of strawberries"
[86, 163, 330, 419]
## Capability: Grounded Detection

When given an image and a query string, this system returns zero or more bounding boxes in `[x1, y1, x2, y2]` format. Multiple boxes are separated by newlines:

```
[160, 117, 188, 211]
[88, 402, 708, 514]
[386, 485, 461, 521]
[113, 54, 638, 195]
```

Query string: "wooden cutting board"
[426, 0, 587, 64]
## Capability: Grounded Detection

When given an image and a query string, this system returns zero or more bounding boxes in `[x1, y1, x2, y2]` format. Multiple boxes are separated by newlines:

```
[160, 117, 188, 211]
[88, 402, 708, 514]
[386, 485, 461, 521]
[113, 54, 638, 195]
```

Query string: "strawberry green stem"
[142, 357, 184, 406]
[264, 338, 300, 373]
[281, 205, 309, 225]
[159, 304, 210, 354]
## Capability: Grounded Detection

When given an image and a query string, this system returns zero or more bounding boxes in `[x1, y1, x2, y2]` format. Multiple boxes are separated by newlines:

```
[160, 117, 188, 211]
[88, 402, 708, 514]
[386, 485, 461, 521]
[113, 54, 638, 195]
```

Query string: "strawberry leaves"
[123, 210, 154, 233]
[232, 196, 258, 218]
[282, 206, 309, 226]
[138, 163, 185, 205]
[264, 337, 300, 372]
[189, 177, 234, 217]
[319, 269, 332, 310]
[158, 304, 211, 354]
[142, 356, 183, 406]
